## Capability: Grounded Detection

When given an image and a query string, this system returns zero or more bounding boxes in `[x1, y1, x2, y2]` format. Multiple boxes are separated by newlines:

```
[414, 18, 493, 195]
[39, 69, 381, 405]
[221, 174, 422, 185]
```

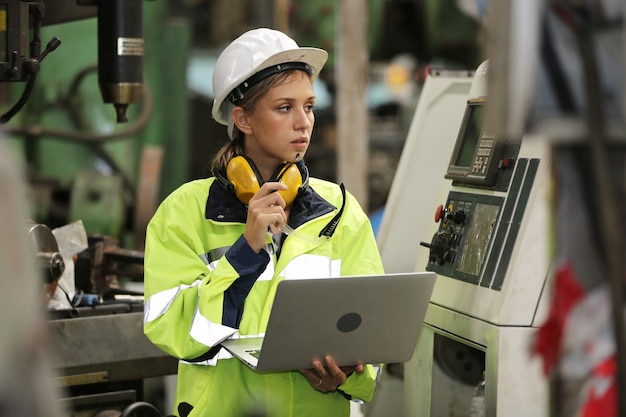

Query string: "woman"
[143, 28, 384, 417]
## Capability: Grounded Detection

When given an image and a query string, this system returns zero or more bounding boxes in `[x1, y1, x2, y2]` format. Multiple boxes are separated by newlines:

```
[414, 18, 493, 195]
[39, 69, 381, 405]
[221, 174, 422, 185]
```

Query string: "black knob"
[446, 210, 466, 225]
[21, 58, 40, 75]
[423, 231, 455, 265]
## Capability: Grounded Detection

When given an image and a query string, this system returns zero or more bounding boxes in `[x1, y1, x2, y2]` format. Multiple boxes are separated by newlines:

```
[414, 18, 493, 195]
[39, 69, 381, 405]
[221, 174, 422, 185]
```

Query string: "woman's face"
[243, 71, 316, 179]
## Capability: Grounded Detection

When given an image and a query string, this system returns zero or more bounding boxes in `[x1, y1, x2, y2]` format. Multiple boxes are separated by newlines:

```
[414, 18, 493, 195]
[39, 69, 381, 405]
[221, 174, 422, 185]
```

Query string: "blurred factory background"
[1, 1, 624, 417]
[0, 2, 484, 416]
[3, 0, 484, 244]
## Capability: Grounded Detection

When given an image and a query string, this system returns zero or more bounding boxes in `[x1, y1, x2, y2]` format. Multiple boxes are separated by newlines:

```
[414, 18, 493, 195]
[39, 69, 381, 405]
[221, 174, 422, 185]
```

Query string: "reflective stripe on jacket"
[144, 176, 385, 417]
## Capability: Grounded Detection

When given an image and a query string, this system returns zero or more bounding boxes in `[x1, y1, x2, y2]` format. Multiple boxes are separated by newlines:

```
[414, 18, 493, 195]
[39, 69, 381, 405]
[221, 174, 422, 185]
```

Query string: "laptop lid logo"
[337, 312, 362, 333]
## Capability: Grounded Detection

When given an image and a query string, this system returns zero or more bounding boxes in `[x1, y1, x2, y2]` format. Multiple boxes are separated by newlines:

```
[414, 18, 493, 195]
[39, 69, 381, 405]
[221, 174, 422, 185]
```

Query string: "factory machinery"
[0, 1, 182, 416]
[376, 1, 626, 415]
[36, 227, 178, 417]
[3, 1, 568, 416]
[8, 148, 177, 417]
[377, 60, 551, 417]
[411, 69, 550, 417]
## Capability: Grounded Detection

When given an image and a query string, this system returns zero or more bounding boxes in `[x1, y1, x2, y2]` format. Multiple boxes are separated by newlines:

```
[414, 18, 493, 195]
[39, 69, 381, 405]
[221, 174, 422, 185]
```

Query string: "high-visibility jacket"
[144, 176, 385, 417]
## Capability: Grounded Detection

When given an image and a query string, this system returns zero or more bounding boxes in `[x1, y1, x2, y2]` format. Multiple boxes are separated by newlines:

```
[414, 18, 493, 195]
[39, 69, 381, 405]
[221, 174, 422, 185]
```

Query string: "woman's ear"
[232, 107, 253, 136]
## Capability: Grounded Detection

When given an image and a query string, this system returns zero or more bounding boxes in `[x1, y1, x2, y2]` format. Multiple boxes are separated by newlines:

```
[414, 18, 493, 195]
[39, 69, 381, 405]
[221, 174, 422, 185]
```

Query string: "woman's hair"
[211, 69, 311, 173]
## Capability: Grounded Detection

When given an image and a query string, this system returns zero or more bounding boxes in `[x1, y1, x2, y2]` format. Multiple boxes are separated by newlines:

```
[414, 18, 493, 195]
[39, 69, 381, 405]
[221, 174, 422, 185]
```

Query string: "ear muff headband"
[223, 156, 308, 205]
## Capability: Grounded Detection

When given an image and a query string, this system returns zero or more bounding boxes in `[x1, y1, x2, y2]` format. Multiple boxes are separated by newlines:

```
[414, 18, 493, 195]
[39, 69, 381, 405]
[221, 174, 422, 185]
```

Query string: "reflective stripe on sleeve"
[200, 246, 229, 271]
[144, 279, 203, 324]
[190, 306, 238, 346]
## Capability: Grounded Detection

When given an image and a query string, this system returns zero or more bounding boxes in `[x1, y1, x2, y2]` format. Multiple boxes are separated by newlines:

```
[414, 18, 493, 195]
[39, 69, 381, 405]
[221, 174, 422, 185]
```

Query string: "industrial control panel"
[423, 145, 542, 293]
[406, 65, 550, 417]
[418, 100, 549, 325]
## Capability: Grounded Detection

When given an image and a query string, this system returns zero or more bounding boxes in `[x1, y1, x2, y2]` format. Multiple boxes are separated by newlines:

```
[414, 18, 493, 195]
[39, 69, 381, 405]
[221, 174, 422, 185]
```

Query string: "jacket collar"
[205, 179, 336, 229]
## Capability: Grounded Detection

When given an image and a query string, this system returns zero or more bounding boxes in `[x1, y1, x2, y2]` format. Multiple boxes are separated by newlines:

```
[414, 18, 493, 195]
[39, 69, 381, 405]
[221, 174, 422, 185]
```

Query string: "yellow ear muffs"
[272, 162, 303, 206]
[226, 155, 263, 205]
[225, 156, 305, 206]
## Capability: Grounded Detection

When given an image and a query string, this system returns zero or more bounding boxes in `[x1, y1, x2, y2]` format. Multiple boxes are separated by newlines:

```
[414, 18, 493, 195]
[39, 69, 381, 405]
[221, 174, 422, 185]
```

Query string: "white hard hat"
[211, 28, 328, 127]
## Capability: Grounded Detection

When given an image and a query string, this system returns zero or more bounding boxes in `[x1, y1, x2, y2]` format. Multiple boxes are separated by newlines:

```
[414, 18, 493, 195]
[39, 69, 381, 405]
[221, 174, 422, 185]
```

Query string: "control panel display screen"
[457, 203, 500, 276]
[453, 103, 485, 169]
[445, 98, 512, 189]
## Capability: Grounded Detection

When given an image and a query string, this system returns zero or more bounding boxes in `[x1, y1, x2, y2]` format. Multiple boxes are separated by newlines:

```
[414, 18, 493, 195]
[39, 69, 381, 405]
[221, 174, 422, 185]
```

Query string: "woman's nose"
[294, 108, 313, 130]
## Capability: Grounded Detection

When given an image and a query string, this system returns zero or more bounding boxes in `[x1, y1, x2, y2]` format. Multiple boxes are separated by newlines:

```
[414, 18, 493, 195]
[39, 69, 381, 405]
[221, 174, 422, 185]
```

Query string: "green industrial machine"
[0, 3, 191, 415]
[3, 1, 191, 249]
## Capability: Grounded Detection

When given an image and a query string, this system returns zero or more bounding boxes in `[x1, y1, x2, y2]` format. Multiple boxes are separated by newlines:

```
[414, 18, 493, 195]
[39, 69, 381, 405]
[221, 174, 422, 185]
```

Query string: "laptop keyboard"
[246, 349, 261, 359]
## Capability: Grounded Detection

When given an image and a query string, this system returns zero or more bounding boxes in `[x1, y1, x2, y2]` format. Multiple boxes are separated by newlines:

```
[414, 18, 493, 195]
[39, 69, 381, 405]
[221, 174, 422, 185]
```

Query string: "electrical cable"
[0, 74, 37, 124]
[3, 65, 154, 200]
[2, 68, 153, 144]
[55, 282, 83, 308]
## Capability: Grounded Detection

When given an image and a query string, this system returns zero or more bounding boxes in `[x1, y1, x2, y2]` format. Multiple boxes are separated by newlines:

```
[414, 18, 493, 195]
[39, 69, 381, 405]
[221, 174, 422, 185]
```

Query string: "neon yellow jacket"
[144, 176, 385, 417]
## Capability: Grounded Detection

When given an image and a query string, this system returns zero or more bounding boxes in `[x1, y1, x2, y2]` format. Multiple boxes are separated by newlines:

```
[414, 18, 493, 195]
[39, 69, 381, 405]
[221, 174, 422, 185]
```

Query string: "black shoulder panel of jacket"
[205, 180, 248, 222]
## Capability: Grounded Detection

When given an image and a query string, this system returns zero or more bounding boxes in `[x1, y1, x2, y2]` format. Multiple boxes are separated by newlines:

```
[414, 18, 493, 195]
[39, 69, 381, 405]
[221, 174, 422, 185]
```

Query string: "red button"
[434, 204, 444, 222]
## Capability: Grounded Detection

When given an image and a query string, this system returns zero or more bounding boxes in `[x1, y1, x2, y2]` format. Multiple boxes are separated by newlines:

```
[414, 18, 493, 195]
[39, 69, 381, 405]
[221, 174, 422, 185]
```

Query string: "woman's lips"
[291, 138, 308, 150]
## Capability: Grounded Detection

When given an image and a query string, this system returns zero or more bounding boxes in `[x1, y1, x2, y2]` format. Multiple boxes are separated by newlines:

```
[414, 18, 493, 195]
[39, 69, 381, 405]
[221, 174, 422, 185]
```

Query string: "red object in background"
[532, 262, 586, 374]
[581, 356, 617, 417]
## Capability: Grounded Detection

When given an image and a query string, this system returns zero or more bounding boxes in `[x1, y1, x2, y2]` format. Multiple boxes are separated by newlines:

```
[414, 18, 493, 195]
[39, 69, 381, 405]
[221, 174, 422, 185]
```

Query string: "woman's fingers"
[244, 182, 289, 251]
[249, 182, 288, 207]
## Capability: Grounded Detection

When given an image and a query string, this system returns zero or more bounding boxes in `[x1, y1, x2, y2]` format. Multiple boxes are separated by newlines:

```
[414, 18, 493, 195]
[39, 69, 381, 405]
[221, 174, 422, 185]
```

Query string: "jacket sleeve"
[333, 189, 386, 403]
[143, 187, 269, 361]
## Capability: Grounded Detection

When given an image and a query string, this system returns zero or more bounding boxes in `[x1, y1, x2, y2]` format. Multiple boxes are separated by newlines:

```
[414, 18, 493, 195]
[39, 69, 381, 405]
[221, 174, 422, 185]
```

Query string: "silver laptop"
[221, 271, 436, 372]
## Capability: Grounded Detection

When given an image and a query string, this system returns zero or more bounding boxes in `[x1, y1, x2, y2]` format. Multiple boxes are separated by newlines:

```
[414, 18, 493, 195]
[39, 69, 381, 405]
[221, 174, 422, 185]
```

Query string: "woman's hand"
[244, 182, 288, 252]
[300, 355, 364, 393]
